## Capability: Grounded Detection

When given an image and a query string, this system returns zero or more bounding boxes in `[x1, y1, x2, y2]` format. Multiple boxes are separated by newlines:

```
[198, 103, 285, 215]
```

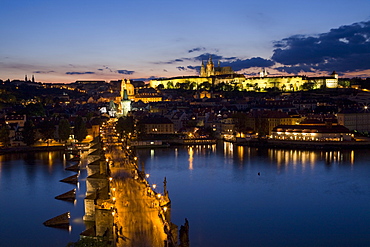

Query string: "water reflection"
[234, 145, 356, 169]
[188, 147, 193, 170]
[183, 143, 358, 170]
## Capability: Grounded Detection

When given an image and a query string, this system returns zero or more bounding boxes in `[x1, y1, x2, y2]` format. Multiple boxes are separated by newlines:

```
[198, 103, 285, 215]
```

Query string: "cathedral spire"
[208, 55, 213, 65]
[200, 60, 206, 77]
[206, 55, 215, 76]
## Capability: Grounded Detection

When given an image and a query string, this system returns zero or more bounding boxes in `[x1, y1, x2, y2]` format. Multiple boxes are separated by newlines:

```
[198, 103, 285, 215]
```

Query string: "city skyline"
[1, 0, 370, 83]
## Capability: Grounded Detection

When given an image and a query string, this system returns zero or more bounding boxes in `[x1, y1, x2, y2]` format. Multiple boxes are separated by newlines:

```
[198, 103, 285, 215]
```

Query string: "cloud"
[177, 66, 186, 71]
[193, 53, 225, 62]
[33, 70, 55, 74]
[103, 65, 113, 72]
[275, 65, 314, 74]
[221, 57, 275, 71]
[66, 71, 95, 75]
[188, 47, 206, 53]
[192, 53, 274, 71]
[117, 70, 135, 75]
[271, 20, 370, 73]
[155, 59, 184, 65]
[187, 65, 199, 71]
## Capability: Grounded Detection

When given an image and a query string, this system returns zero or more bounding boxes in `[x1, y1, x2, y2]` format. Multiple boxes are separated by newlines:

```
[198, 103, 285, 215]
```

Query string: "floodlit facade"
[271, 123, 352, 142]
[149, 58, 338, 91]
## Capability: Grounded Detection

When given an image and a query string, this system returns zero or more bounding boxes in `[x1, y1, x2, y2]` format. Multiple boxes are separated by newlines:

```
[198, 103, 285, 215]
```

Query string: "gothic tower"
[120, 78, 133, 117]
[120, 89, 131, 117]
[200, 61, 206, 77]
[206, 56, 215, 77]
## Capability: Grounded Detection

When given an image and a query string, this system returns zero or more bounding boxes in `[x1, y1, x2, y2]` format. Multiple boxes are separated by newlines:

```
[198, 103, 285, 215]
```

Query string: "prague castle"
[150, 56, 338, 91]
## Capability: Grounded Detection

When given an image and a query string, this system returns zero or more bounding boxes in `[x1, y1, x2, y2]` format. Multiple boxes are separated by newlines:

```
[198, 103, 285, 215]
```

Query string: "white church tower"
[120, 79, 132, 117]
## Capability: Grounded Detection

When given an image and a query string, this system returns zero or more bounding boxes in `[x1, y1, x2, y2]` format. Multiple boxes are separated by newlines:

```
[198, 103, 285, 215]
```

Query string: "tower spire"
[200, 60, 206, 77]
[208, 55, 213, 65]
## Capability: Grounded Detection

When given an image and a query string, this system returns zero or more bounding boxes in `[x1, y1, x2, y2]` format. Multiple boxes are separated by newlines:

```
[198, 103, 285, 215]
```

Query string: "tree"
[74, 116, 87, 142]
[301, 82, 314, 90]
[0, 125, 10, 147]
[58, 118, 71, 142]
[338, 80, 351, 88]
[167, 81, 174, 89]
[24, 103, 46, 116]
[198, 81, 211, 90]
[189, 82, 197, 90]
[116, 116, 134, 136]
[38, 120, 56, 141]
[23, 120, 37, 146]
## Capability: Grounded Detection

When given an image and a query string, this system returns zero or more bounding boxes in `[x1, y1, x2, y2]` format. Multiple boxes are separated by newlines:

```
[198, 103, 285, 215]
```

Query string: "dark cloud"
[155, 59, 184, 65]
[193, 53, 225, 62]
[221, 57, 275, 71]
[187, 65, 200, 71]
[33, 70, 55, 74]
[117, 70, 134, 75]
[66, 71, 95, 75]
[176, 65, 201, 72]
[272, 20, 370, 73]
[275, 65, 314, 74]
[188, 47, 206, 53]
[103, 65, 113, 72]
[192, 53, 274, 70]
[97, 69, 103, 71]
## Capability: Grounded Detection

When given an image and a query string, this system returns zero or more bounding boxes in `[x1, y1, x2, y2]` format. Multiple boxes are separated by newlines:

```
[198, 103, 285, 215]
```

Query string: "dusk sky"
[1, 0, 370, 83]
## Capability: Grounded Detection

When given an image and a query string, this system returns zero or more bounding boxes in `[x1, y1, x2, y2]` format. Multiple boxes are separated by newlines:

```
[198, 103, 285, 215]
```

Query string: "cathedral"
[200, 56, 234, 77]
[150, 56, 242, 89]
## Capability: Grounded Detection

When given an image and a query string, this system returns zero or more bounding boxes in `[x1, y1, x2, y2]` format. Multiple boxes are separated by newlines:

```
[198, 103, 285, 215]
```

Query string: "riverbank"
[0, 145, 66, 154]
[235, 139, 370, 150]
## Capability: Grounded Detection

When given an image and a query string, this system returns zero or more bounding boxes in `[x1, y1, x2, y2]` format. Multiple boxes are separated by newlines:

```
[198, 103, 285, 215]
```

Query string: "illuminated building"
[133, 88, 162, 103]
[240, 71, 338, 91]
[150, 59, 338, 91]
[200, 56, 234, 77]
[270, 120, 352, 141]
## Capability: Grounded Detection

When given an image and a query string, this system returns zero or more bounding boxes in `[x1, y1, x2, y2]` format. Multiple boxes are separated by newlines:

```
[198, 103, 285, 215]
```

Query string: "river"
[1, 142, 370, 246]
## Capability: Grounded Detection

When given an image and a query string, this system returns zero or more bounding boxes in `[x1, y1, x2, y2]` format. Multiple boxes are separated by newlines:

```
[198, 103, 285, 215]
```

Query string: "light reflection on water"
[1, 145, 369, 247]
[137, 143, 370, 247]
